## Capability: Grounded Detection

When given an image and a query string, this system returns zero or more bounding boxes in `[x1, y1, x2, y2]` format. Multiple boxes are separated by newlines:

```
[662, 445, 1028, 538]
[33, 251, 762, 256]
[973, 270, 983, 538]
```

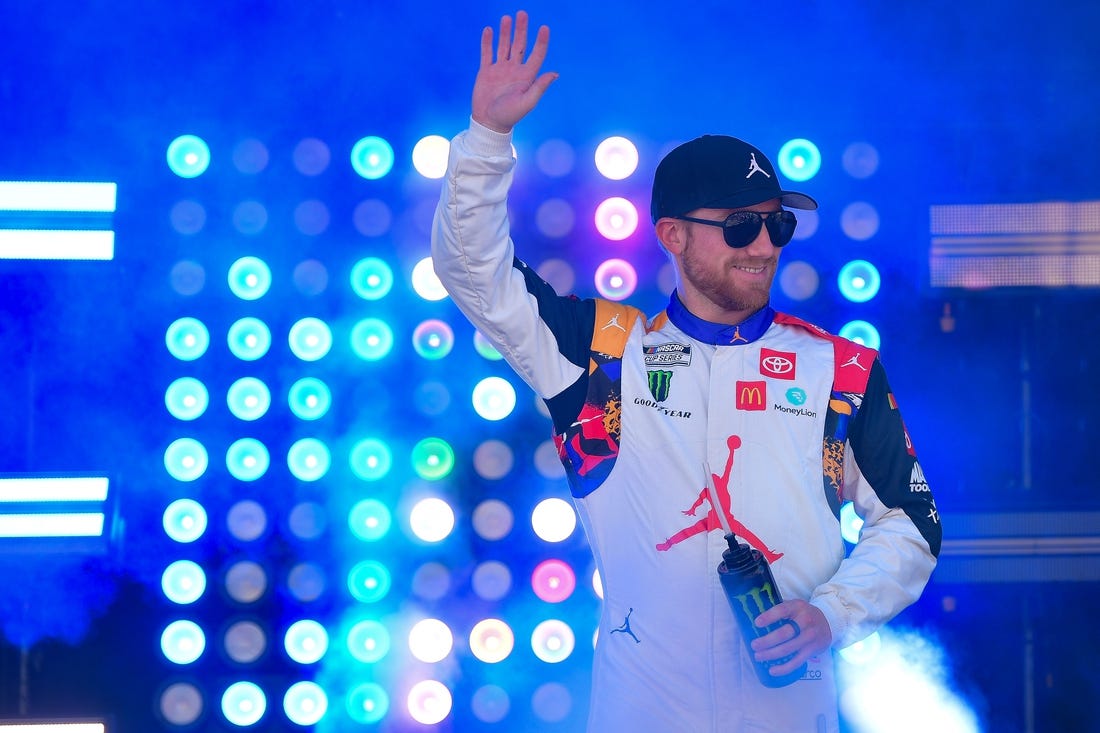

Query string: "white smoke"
[839, 627, 984, 733]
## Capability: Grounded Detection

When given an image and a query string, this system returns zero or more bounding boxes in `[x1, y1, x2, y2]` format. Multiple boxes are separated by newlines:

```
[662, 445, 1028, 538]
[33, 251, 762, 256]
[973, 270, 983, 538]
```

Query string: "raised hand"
[471, 11, 558, 134]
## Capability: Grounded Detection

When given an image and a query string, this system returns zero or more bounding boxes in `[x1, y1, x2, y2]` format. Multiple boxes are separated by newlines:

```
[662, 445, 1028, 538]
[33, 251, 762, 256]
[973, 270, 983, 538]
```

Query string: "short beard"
[680, 228, 773, 315]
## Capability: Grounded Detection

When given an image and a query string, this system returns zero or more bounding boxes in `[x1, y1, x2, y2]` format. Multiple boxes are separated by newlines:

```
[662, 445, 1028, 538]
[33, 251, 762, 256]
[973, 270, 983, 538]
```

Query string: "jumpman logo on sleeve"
[601, 314, 627, 332]
[655, 435, 783, 562]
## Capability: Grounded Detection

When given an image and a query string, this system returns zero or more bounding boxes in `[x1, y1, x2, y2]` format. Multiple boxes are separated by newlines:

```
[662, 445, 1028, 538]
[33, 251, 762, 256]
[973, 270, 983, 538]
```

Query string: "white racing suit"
[432, 120, 942, 733]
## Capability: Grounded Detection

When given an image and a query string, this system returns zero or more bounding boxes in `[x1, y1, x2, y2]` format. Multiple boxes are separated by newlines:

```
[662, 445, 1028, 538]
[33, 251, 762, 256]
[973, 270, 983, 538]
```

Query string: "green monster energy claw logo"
[735, 582, 779, 636]
[647, 370, 673, 402]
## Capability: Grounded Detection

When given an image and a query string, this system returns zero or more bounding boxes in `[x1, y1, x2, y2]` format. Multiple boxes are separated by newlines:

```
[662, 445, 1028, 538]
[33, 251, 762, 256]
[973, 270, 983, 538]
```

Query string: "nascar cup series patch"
[644, 343, 691, 367]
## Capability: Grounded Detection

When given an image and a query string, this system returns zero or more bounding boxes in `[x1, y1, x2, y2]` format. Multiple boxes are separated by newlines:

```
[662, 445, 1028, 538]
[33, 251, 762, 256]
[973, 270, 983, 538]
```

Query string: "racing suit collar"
[666, 291, 775, 345]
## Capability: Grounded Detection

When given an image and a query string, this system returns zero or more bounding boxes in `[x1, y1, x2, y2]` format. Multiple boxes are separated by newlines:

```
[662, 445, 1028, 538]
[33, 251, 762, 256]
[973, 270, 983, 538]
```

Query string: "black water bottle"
[717, 533, 806, 687]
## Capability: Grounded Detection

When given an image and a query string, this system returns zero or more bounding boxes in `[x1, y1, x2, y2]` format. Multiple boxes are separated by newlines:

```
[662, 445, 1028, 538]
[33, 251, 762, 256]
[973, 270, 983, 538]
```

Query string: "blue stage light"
[350, 318, 394, 361]
[164, 438, 208, 482]
[226, 438, 270, 482]
[837, 260, 881, 303]
[166, 135, 211, 178]
[163, 498, 207, 543]
[349, 439, 392, 481]
[838, 320, 882, 349]
[227, 317, 272, 361]
[161, 619, 206, 664]
[350, 136, 394, 180]
[777, 138, 822, 182]
[227, 378, 271, 421]
[221, 681, 266, 726]
[228, 256, 272, 301]
[165, 317, 209, 361]
[287, 438, 331, 482]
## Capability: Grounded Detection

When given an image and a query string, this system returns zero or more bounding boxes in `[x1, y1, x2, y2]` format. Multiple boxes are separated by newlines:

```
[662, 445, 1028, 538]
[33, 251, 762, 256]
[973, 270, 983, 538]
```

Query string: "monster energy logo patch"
[647, 370, 673, 402]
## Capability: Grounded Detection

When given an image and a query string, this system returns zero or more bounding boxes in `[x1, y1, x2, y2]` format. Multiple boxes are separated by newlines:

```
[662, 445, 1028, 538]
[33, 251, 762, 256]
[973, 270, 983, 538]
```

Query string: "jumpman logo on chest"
[655, 435, 783, 562]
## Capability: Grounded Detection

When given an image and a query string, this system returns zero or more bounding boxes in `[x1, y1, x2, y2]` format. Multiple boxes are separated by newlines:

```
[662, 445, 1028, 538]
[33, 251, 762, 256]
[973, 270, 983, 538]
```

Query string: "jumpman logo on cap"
[746, 153, 771, 179]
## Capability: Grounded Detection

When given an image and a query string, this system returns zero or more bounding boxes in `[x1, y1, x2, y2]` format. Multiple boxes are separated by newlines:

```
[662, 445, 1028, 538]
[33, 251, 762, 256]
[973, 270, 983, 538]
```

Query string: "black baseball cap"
[650, 135, 818, 223]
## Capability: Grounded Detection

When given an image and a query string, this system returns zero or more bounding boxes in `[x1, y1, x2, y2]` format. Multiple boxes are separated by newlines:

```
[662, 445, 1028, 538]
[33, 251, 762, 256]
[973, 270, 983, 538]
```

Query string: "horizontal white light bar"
[0, 513, 105, 538]
[0, 477, 109, 503]
[0, 181, 117, 213]
[0, 721, 104, 726]
[0, 230, 114, 260]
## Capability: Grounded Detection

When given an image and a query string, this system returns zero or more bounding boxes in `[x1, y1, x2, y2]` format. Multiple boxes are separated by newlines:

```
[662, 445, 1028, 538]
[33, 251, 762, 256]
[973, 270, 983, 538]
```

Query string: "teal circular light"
[839, 501, 865, 545]
[412, 320, 454, 360]
[163, 498, 208, 543]
[227, 317, 271, 361]
[348, 560, 392, 603]
[227, 377, 271, 421]
[346, 620, 391, 663]
[167, 135, 211, 178]
[349, 439, 392, 481]
[288, 377, 331, 420]
[473, 331, 504, 361]
[350, 136, 395, 180]
[228, 256, 272, 301]
[161, 560, 207, 604]
[166, 317, 210, 361]
[346, 682, 389, 724]
[350, 318, 394, 361]
[348, 499, 392, 542]
[777, 138, 822, 182]
[226, 438, 270, 481]
[284, 619, 329, 664]
[288, 318, 333, 361]
[411, 437, 455, 480]
[161, 620, 206, 664]
[350, 257, 394, 300]
[164, 438, 209, 481]
[165, 377, 209, 420]
[222, 681, 266, 727]
[837, 260, 882, 303]
[283, 681, 328, 726]
[838, 320, 882, 349]
[287, 438, 331, 481]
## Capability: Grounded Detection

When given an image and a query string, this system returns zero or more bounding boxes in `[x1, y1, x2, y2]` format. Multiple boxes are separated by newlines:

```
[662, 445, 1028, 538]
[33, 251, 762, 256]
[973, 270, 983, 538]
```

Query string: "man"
[431, 11, 941, 732]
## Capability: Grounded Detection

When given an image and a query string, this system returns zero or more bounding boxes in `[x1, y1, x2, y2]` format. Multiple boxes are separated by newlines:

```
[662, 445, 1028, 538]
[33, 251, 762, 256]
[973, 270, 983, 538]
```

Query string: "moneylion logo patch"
[647, 370, 673, 402]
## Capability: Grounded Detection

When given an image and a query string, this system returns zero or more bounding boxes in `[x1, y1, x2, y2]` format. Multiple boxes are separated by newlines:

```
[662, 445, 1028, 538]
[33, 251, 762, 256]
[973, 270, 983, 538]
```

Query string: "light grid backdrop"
[149, 127, 894, 731]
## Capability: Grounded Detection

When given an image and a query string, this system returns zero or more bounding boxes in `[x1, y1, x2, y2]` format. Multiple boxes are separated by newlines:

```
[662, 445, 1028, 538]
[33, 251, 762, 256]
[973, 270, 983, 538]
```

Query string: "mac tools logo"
[759, 348, 796, 380]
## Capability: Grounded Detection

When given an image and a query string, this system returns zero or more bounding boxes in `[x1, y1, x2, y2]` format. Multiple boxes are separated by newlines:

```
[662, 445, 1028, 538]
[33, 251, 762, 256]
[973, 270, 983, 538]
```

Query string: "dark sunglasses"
[675, 210, 798, 248]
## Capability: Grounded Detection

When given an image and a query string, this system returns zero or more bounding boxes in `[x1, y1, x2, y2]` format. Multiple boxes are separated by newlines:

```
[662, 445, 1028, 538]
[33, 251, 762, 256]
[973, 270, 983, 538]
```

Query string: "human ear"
[655, 218, 685, 257]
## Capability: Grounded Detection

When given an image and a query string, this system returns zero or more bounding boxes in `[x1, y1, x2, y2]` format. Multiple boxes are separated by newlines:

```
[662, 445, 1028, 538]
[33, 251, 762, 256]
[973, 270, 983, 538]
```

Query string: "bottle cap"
[721, 533, 756, 572]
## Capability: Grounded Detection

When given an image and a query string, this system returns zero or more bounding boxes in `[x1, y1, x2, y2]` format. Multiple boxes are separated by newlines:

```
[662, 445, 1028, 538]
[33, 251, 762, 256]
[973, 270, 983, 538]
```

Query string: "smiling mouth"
[734, 265, 767, 274]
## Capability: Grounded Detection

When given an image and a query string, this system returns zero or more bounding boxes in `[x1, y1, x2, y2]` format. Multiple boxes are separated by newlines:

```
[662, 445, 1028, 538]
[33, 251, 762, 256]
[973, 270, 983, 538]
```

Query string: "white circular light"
[411, 256, 449, 301]
[409, 497, 456, 543]
[531, 497, 576, 543]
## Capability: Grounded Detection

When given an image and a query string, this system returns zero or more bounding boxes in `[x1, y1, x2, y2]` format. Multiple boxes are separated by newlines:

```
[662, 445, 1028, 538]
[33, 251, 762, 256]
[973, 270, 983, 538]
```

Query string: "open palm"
[471, 11, 557, 134]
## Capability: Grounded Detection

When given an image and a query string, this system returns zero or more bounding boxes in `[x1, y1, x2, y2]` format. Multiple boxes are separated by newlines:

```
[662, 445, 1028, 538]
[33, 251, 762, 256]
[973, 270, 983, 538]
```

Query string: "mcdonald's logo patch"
[648, 370, 673, 402]
[736, 380, 766, 411]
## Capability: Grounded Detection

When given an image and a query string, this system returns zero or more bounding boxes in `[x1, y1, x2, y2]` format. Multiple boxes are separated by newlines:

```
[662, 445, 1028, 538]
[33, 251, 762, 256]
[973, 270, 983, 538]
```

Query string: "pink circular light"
[531, 559, 576, 603]
[593, 258, 638, 301]
[594, 197, 639, 241]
